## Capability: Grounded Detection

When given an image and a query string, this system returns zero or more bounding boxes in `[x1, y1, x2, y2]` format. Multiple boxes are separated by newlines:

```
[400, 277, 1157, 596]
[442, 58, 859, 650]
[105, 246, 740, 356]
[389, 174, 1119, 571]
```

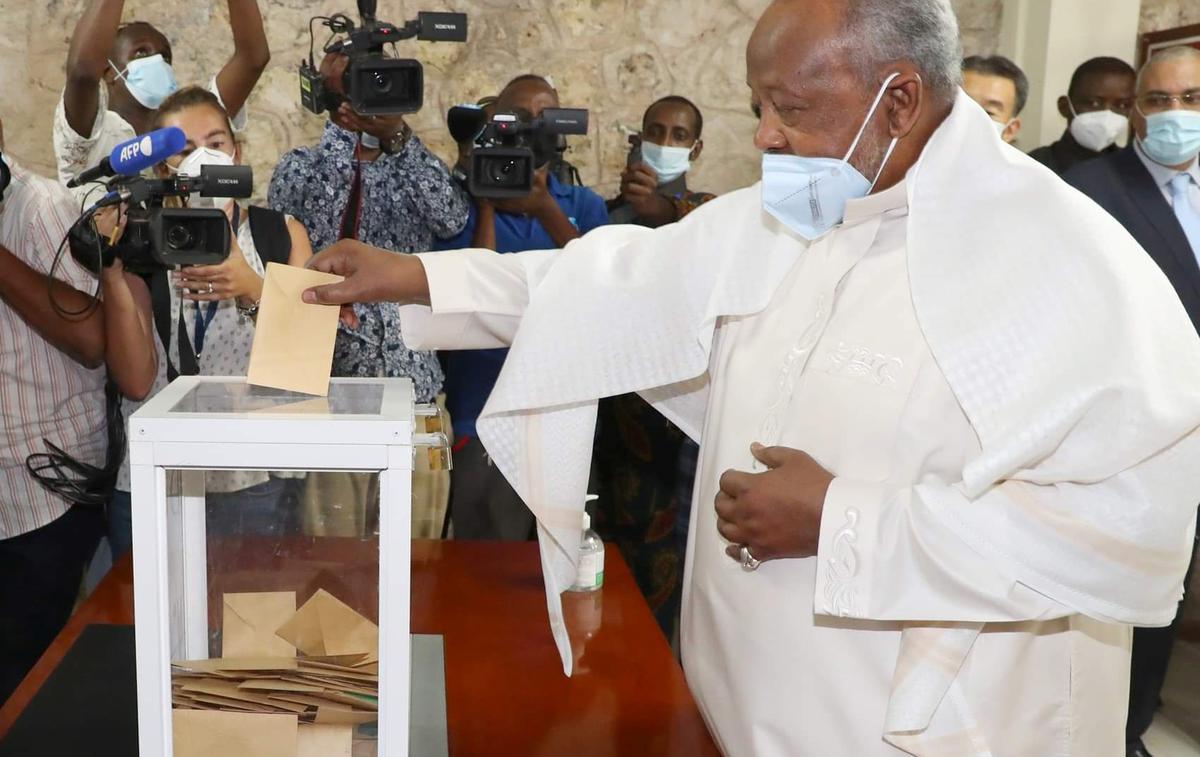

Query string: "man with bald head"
[1065, 45, 1200, 757]
[306, 3, 1200, 754]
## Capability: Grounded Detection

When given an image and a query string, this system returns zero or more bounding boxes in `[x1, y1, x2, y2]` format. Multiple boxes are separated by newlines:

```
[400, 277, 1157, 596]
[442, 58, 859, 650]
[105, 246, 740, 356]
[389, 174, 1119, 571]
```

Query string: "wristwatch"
[382, 123, 414, 155]
[236, 299, 260, 322]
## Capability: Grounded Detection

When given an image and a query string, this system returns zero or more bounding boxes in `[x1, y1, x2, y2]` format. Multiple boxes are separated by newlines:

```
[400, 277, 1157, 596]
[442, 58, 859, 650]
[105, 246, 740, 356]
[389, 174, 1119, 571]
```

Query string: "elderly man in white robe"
[303, 0, 1200, 754]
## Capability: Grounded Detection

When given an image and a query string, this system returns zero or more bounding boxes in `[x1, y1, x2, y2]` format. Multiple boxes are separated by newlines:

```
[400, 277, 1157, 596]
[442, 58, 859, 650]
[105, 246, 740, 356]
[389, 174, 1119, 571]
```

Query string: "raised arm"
[213, 0, 270, 119]
[63, 0, 125, 138]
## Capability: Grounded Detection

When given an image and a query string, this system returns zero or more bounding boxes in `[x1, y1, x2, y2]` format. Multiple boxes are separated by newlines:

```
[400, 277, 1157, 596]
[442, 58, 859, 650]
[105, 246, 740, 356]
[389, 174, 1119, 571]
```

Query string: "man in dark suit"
[1031, 56, 1136, 175]
[1065, 45, 1200, 757]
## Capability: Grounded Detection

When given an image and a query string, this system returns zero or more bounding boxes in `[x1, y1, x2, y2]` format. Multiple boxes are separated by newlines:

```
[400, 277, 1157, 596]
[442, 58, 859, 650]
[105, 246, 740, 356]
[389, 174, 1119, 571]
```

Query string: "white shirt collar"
[843, 176, 909, 225]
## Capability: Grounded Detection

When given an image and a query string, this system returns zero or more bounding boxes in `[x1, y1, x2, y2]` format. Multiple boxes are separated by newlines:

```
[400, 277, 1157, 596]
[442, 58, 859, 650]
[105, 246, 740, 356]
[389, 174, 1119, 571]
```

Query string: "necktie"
[1169, 173, 1200, 265]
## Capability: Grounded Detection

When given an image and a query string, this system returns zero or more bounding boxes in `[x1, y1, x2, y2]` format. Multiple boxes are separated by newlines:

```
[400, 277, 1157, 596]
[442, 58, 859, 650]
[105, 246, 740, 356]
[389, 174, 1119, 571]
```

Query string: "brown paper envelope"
[222, 592, 296, 659]
[290, 677, 377, 697]
[297, 724, 353, 757]
[246, 263, 344, 396]
[179, 680, 311, 713]
[308, 691, 379, 711]
[304, 653, 370, 667]
[173, 657, 298, 673]
[296, 661, 379, 681]
[268, 693, 345, 709]
[274, 589, 378, 657]
[182, 694, 273, 713]
[180, 679, 245, 698]
[174, 710, 298, 757]
[238, 679, 325, 693]
[313, 708, 378, 726]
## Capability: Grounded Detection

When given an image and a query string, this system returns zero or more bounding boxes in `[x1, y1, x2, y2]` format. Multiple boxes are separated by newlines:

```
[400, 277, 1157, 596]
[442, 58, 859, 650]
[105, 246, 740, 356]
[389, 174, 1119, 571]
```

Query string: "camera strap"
[247, 206, 293, 266]
[149, 269, 200, 382]
[339, 143, 366, 240]
[151, 201, 245, 382]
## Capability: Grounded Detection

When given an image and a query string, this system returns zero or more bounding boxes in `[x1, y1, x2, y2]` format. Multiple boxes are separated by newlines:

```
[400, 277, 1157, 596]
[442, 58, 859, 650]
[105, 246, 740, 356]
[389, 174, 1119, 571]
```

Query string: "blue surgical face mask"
[109, 54, 178, 110]
[641, 141, 694, 184]
[761, 72, 900, 240]
[1139, 109, 1200, 167]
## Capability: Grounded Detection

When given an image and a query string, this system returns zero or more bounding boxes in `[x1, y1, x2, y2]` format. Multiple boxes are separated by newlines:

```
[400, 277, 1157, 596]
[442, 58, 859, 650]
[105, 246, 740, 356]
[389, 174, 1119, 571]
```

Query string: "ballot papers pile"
[171, 589, 379, 756]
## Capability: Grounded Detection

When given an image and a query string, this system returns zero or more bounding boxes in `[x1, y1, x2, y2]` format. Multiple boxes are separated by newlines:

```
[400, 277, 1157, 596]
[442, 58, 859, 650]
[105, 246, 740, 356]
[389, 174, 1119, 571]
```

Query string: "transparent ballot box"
[129, 378, 449, 756]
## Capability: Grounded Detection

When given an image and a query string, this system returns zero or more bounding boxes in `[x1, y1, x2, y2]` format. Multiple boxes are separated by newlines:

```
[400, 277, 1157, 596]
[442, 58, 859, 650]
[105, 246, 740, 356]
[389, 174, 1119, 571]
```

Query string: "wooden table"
[0, 540, 719, 756]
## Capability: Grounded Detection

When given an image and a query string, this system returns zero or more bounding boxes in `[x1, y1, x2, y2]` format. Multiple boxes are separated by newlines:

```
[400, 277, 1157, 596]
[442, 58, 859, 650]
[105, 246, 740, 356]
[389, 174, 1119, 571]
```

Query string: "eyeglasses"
[1137, 91, 1200, 114]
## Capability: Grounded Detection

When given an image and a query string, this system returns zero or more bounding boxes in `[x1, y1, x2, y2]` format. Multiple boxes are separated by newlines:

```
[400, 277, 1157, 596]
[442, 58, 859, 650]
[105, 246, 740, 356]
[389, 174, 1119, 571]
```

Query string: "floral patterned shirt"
[268, 122, 468, 402]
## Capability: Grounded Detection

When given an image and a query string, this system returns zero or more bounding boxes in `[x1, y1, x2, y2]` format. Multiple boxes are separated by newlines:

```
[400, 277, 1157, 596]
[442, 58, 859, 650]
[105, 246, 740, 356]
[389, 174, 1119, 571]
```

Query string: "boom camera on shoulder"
[69, 165, 253, 275]
[299, 0, 467, 117]
[454, 107, 589, 199]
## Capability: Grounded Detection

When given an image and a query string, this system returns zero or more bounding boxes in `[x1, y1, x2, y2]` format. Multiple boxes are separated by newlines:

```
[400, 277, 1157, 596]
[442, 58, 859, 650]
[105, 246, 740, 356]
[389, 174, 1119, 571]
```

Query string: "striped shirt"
[0, 158, 107, 538]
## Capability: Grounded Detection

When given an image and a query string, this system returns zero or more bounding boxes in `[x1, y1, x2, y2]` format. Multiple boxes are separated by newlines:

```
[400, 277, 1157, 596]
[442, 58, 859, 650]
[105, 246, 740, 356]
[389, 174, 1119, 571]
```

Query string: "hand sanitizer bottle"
[569, 495, 604, 592]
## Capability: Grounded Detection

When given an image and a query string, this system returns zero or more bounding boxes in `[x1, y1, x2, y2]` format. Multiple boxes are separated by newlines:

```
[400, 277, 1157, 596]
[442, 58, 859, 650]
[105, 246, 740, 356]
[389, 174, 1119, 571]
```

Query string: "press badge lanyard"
[190, 204, 241, 357]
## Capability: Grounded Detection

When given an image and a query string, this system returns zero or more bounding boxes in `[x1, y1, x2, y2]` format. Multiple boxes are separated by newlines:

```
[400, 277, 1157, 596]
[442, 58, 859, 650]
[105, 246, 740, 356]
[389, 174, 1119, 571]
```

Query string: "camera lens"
[166, 223, 195, 251]
[489, 160, 515, 182]
[370, 70, 393, 96]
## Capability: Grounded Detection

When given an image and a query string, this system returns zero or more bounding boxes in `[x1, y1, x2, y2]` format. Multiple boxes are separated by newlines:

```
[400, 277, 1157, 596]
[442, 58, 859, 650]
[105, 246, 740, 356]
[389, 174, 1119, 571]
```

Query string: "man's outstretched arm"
[305, 239, 432, 308]
[305, 239, 559, 350]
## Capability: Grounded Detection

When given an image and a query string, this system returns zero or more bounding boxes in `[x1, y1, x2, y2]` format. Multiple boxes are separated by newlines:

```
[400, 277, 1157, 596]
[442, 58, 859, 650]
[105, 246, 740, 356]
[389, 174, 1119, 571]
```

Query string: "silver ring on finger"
[739, 545, 761, 572]
[207, 282, 214, 294]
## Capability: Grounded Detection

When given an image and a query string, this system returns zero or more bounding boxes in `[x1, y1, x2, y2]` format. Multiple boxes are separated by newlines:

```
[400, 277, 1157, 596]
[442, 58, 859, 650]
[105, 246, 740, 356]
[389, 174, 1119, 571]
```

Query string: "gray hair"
[842, 0, 964, 101]
[1137, 45, 1200, 91]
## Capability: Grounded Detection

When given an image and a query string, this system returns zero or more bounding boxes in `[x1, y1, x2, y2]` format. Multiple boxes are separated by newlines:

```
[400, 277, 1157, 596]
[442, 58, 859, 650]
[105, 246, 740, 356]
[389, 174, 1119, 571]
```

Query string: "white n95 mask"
[1068, 101, 1128, 152]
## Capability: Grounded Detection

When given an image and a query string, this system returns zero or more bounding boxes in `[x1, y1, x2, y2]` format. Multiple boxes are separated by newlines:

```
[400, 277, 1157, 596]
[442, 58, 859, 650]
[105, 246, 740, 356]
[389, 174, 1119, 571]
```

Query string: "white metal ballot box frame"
[128, 376, 445, 757]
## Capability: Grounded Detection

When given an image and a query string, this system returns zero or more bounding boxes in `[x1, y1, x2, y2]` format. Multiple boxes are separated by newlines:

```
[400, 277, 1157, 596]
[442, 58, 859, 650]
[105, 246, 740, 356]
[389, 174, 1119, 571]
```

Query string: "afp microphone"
[66, 127, 187, 188]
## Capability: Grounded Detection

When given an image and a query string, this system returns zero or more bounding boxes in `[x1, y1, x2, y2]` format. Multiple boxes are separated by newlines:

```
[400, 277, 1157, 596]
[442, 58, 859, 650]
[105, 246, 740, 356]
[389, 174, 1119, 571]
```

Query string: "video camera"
[70, 165, 253, 275]
[455, 107, 589, 199]
[299, 0, 467, 117]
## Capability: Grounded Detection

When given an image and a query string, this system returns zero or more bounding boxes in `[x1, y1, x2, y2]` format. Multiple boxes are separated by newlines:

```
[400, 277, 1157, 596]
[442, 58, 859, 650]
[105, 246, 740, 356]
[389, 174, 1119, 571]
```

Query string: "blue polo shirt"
[434, 174, 609, 437]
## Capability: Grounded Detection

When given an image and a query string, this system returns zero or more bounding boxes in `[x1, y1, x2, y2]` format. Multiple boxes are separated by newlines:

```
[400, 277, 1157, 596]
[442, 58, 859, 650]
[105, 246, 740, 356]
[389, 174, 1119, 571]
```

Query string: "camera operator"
[55, 0, 269, 199]
[0, 120, 109, 704]
[271, 51, 465, 390]
[434, 74, 608, 541]
[101, 87, 314, 562]
[609, 96, 716, 227]
[270, 49, 467, 538]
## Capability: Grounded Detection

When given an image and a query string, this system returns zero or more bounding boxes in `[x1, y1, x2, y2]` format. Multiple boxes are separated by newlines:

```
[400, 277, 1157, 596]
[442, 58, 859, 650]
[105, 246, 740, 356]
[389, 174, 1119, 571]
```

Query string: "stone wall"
[1, 0, 1003, 200]
[1141, 0, 1200, 34]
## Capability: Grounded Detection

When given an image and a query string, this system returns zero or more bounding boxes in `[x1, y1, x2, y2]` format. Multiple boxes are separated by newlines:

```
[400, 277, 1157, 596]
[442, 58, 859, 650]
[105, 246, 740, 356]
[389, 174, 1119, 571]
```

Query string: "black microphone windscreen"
[448, 106, 488, 145]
